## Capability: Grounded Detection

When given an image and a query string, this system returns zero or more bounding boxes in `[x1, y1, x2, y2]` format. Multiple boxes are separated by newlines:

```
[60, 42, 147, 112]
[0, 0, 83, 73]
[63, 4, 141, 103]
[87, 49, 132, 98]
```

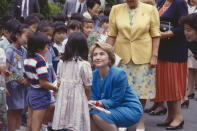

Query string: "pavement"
[20, 90, 197, 131]
[127, 89, 197, 131]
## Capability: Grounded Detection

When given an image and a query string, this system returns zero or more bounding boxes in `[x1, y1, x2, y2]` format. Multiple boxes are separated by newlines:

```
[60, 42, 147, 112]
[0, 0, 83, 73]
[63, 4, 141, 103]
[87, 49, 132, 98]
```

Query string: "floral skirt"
[120, 61, 156, 99]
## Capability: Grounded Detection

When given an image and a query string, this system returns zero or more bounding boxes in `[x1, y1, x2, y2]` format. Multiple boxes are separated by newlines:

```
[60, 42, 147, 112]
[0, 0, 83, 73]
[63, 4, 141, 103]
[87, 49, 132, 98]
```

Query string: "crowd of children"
[0, 9, 109, 131]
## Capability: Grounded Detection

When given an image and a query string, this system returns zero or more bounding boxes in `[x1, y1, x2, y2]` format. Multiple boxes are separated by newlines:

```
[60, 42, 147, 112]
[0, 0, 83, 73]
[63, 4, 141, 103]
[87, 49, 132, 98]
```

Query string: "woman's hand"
[89, 100, 103, 107]
[149, 55, 158, 69]
[160, 31, 174, 39]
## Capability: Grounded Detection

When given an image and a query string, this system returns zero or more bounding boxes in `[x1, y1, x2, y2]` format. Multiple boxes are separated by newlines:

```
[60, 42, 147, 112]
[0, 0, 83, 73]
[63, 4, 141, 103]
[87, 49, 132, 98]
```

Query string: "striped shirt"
[24, 53, 49, 88]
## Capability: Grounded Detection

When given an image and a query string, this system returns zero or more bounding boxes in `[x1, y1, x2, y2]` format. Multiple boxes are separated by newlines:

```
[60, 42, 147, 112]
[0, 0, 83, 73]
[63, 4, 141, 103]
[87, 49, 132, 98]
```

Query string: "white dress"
[52, 59, 92, 131]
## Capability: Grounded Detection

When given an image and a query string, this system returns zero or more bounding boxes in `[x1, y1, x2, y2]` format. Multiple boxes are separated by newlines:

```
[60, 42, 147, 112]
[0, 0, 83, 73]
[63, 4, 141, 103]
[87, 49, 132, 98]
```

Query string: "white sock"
[41, 124, 48, 131]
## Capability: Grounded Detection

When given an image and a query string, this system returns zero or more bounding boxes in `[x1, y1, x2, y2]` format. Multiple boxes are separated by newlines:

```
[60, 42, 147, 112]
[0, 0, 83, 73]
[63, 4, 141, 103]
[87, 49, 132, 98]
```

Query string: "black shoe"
[157, 121, 172, 127]
[166, 121, 184, 130]
[144, 104, 158, 113]
[188, 93, 195, 99]
[149, 108, 167, 116]
[181, 100, 189, 108]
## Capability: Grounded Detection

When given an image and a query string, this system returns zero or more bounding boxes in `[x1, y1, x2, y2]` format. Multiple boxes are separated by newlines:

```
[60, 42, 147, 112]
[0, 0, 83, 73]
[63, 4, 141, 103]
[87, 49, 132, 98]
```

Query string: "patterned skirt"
[120, 61, 156, 99]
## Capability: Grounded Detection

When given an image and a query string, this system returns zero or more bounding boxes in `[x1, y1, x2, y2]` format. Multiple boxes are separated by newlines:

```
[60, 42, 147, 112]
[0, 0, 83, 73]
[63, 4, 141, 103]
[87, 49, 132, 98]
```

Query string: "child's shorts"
[27, 87, 51, 110]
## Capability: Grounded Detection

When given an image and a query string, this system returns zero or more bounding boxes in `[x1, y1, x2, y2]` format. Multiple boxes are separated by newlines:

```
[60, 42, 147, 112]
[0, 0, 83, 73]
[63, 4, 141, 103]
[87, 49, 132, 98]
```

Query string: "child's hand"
[5, 88, 10, 96]
[15, 79, 25, 85]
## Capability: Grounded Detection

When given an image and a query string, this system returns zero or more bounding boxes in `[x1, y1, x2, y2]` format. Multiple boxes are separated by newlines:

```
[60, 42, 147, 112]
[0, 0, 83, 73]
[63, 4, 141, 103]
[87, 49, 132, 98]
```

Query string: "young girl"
[52, 22, 67, 73]
[5, 19, 32, 131]
[52, 32, 92, 131]
[36, 20, 56, 130]
[24, 32, 58, 131]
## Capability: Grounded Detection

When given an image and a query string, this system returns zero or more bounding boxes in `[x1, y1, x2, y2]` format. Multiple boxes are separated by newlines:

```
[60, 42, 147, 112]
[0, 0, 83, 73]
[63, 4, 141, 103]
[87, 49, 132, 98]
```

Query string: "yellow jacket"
[108, 2, 160, 64]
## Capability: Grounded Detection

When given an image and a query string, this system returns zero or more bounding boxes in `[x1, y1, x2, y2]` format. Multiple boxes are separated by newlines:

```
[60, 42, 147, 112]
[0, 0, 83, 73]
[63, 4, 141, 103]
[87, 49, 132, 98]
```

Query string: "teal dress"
[90, 66, 143, 127]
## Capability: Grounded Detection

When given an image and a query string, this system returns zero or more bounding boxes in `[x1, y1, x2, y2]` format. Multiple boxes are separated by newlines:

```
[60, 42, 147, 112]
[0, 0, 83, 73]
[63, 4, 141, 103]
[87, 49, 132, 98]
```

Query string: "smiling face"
[88, 3, 101, 17]
[184, 24, 197, 42]
[54, 29, 67, 44]
[93, 47, 110, 68]
[17, 28, 32, 46]
[83, 22, 93, 38]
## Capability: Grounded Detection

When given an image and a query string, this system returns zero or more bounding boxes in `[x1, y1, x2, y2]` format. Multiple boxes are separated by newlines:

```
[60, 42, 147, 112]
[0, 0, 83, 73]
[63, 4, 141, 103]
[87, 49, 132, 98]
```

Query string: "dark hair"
[30, 13, 45, 21]
[99, 16, 109, 27]
[86, 0, 101, 9]
[36, 20, 53, 32]
[61, 32, 88, 61]
[6, 19, 29, 42]
[53, 13, 68, 22]
[52, 21, 67, 41]
[0, 16, 13, 29]
[104, 7, 111, 17]
[179, 13, 197, 31]
[67, 20, 82, 31]
[27, 32, 50, 58]
[24, 15, 40, 26]
[71, 13, 85, 22]
[82, 18, 94, 25]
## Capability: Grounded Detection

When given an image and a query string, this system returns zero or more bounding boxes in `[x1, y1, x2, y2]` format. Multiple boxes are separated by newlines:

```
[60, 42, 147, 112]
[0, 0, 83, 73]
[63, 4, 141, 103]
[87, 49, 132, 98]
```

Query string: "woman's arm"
[100, 70, 128, 108]
[150, 37, 160, 68]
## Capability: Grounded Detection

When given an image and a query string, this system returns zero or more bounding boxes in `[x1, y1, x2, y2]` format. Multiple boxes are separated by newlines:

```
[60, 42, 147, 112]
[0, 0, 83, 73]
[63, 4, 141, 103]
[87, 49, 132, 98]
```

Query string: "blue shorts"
[27, 87, 51, 110]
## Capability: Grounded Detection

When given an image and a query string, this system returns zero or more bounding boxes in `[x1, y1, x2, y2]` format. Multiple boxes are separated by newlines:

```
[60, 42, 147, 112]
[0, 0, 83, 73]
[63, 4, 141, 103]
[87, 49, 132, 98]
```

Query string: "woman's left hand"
[149, 55, 158, 69]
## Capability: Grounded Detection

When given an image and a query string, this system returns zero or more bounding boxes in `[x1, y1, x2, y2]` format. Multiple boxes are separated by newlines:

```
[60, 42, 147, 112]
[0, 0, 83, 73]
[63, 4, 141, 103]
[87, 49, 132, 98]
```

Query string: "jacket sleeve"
[62, 1, 69, 16]
[101, 70, 128, 108]
[10, 0, 18, 17]
[171, 0, 188, 37]
[34, 0, 40, 13]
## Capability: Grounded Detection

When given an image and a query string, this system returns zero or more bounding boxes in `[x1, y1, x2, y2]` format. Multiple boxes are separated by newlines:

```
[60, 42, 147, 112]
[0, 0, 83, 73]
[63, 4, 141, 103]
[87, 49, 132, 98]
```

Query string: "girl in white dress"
[52, 32, 92, 131]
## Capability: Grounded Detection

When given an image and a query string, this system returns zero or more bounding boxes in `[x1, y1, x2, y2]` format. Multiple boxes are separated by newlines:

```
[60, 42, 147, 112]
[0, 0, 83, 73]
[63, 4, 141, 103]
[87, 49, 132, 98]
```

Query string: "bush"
[0, 0, 14, 17]
[48, 2, 62, 20]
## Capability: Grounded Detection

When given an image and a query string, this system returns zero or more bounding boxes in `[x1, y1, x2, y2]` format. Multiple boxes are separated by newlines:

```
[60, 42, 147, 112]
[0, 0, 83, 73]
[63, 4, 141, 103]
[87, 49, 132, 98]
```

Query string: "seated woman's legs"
[136, 99, 146, 130]
[91, 114, 118, 131]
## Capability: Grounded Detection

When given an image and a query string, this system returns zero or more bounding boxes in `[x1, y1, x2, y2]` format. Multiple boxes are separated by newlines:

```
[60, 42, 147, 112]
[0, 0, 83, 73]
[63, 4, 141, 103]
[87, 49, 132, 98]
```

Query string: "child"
[67, 20, 82, 34]
[0, 16, 13, 50]
[0, 47, 8, 131]
[24, 32, 58, 131]
[52, 32, 92, 131]
[36, 20, 56, 130]
[82, 18, 94, 38]
[24, 15, 40, 32]
[5, 19, 32, 131]
[52, 22, 67, 73]
[97, 16, 109, 43]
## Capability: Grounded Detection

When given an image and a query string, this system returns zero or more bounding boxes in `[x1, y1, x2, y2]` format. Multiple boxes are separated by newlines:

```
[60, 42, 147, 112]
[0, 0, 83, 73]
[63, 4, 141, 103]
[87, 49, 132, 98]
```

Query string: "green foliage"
[0, 0, 14, 17]
[105, 0, 117, 7]
[39, 0, 62, 20]
[48, 2, 62, 20]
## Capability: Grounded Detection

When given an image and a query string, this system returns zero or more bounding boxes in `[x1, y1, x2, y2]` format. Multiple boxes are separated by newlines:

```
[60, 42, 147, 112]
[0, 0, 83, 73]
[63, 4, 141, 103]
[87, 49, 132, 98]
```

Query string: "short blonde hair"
[90, 42, 115, 66]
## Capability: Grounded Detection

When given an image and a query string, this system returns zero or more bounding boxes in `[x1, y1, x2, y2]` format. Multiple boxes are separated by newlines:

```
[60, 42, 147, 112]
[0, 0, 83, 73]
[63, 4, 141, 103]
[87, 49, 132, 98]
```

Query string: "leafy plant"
[0, 0, 14, 17]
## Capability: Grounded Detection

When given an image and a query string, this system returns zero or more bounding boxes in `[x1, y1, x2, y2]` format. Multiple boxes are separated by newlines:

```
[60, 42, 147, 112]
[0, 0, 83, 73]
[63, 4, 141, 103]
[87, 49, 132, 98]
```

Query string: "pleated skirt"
[153, 60, 187, 102]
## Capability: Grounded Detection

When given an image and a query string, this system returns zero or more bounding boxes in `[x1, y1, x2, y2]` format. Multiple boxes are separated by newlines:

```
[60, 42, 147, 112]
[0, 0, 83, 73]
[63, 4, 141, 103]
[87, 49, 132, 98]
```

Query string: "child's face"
[101, 22, 109, 32]
[44, 28, 54, 42]
[83, 22, 93, 37]
[3, 30, 11, 42]
[54, 30, 66, 44]
[17, 28, 32, 46]
[30, 23, 39, 32]
[184, 24, 197, 42]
